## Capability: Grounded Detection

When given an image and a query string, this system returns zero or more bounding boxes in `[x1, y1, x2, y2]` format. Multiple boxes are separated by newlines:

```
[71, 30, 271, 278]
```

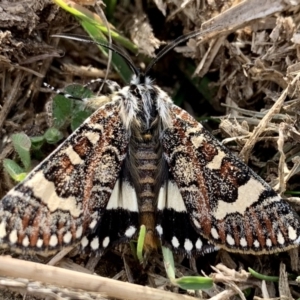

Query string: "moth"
[0, 31, 300, 257]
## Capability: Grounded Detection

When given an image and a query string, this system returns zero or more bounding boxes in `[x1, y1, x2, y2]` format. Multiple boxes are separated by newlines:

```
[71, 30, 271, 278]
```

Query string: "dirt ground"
[1, 0, 300, 299]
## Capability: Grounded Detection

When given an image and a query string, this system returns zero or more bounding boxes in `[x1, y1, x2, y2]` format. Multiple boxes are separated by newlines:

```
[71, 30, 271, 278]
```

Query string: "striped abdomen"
[125, 117, 167, 252]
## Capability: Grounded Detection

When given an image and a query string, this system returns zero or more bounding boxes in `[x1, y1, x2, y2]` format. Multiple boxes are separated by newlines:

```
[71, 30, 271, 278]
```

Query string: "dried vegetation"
[1, 0, 300, 299]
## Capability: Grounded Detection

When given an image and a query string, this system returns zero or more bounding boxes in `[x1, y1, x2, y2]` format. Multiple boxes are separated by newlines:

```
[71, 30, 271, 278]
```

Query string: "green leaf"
[53, 94, 73, 129]
[3, 159, 27, 182]
[71, 110, 91, 131]
[65, 84, 94, 100]
[243, 288, 252, 297]
[137, 225, 146, 263]
[103, 0, 117, 19]
[52, 84, 94, 131]
[44, 128, 64, 144]
[162, 246, 176, 280]
[173, 276, 213, 290]
[129, 240, 138, 261]
[30, 135, 45, 151]
[178, 61, 216, 103]
[53, 0, 137, 82]
[285, 190, 300, 195]
[53, 0, 137, 52]
[162, 246, 213, 290]
[81, 21, 133, 83]
[11, 132, 31, 171]
[248, 267, 279, 282]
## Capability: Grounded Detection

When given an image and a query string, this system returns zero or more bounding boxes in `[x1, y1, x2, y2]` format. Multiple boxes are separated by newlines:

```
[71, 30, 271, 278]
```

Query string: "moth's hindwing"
[161, 104, 300, 254]
[156, 174, 217, 255]
[0, 100, 131, 255]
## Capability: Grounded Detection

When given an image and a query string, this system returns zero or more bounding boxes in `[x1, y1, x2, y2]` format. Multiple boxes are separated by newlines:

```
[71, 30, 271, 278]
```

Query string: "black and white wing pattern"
[1, 74, 300, 258]
[156, 172, 217, 255]
[0, 98, 138, 255]
[159, 104, 300, 254]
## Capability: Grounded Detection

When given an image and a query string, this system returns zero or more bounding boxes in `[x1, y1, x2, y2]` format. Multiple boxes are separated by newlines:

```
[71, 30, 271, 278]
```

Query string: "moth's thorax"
[117, 76, 173, 131]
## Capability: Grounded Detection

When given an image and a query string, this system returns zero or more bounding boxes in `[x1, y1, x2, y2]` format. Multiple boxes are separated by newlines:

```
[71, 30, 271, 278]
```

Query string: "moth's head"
[130, 74, 153, 86]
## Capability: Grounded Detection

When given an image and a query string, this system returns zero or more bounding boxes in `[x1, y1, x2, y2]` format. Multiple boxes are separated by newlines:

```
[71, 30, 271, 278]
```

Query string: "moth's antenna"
[52, 34, 140, 77]
[144, 30, 205, 76]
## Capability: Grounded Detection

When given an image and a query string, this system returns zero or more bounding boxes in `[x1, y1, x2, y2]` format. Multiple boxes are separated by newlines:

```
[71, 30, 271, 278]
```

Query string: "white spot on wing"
[214, 178, 275, 220]
[102, 236, 110, 248]
[37, 238, 43, 248]
[85, 131, 100, 145]
[157, 180, 186, 212]
[226, 234, 235, 246]
[89, 219, 97, 229]
[63, 232, 72, 244]
[81, 236, 88, 248]
[277, 232, 284, 245]
[107, 179, 138, 212]
[9, 229, 17, 244]
[90, 237, 99, 250]
[65, 145, 83, 165]
[156, 225, 163, 236]
[76, 225, 83, 238]
[125, 226, 136, 238]
[206, 150, 226, 170]
[253, 239, 260, 248]
[171, 236, 180, 248]
[49, 234, 58, 247]
[22, 236, 29, 247]
[24, 171, 82, 217]
[186, 125, 203, 135]
[190, 135, 205, 148]
[240, 237, 247, 247]
[211, 227, 219, 239]
[0, 221, 7, 239]
[288, 226, 297, 240]
[195, 238, 203, 250]
[184, 239, 193, 251]
[266, 238, 272, 247]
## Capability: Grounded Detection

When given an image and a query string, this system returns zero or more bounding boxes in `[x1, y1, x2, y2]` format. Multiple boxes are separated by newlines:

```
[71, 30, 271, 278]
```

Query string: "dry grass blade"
[0, 276, 107, 300]
[239, 74, 300, 162]
[0, 256, 198, 300]
[201, 0, 297, 34]
[279, 263, 293, 299]
[0, 72, 24, 129]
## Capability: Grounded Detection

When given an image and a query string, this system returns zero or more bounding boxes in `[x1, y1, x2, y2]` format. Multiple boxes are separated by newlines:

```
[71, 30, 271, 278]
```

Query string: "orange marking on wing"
[73, 136, 91, 157]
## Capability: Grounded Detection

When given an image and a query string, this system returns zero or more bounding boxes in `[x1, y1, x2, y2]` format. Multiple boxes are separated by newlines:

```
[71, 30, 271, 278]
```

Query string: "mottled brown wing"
[0, 100, 129, 255]
[162, 104, 300, 254]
